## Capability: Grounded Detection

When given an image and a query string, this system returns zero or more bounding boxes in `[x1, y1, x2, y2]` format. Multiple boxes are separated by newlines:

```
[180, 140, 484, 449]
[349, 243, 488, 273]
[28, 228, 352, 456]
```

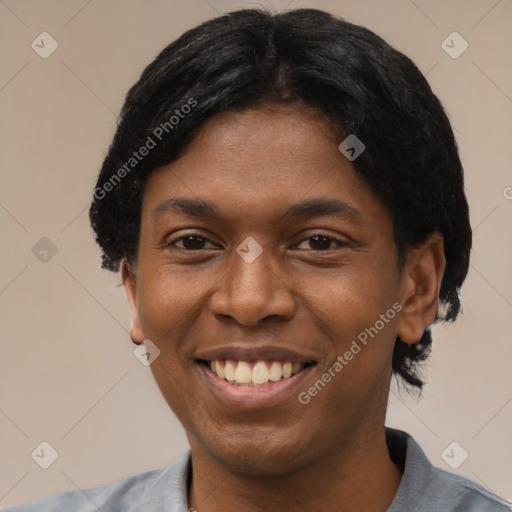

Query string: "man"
[7, 8, 510, 511]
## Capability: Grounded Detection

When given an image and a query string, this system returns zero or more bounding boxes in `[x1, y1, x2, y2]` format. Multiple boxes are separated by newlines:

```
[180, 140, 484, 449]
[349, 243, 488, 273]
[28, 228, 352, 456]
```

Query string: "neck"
[188, 426, 402, 512]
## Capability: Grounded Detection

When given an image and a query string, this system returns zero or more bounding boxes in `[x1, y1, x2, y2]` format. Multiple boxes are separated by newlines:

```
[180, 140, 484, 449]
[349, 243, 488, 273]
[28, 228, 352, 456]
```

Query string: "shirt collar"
[385, 427, 438, 511]
[163, 427, 435, 511]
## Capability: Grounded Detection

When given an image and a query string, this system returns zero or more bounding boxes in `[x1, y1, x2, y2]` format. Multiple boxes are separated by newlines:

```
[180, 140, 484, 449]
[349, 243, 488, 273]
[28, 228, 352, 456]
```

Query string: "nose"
[209, 248, 296, 326]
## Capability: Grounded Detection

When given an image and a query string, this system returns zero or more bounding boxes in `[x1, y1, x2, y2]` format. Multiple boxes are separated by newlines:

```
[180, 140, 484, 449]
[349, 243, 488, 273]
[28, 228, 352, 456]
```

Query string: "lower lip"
[197, 363, 315, 409]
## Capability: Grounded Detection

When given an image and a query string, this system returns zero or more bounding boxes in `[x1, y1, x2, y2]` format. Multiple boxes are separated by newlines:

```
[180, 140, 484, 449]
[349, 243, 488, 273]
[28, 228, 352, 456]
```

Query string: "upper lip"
[194, 345, 317, 363]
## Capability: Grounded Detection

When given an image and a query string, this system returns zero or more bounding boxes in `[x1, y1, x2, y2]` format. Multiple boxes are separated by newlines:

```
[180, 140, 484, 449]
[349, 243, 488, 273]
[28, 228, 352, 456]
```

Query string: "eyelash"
[167, 233, 350, 251]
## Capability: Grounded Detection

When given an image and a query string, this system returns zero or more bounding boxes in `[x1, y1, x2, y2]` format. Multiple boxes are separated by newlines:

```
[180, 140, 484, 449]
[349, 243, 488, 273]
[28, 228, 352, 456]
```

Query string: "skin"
[123, 105, 445, 512]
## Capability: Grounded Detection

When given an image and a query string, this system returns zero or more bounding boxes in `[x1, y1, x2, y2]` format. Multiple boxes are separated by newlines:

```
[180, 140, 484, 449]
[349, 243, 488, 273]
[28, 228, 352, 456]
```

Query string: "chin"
[189, 425, 314, 476]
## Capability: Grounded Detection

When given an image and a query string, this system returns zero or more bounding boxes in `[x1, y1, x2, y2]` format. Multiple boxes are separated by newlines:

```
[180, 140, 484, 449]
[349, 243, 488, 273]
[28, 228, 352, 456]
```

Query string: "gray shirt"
[4, 428, 511, 511]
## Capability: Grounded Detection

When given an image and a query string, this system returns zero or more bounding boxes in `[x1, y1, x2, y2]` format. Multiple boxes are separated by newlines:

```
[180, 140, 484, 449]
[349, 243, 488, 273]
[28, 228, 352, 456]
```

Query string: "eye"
[169, 234, 216, 250]
[166, 233, 348, 252]
[296, 234, 349, 251]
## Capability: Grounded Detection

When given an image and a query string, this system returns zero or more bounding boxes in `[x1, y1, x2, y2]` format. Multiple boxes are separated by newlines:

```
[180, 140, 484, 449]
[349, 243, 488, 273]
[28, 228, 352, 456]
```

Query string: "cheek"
[299, 261, 397, 338]
[297, 260, 399, 395]
[137, 264, 209, 341]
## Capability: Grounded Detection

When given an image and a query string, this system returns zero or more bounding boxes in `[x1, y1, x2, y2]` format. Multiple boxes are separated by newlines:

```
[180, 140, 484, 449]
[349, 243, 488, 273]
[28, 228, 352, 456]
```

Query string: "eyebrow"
[152, 198, 218, 219]
[282, 198, 360, 221]
[152, 197, 361, 222]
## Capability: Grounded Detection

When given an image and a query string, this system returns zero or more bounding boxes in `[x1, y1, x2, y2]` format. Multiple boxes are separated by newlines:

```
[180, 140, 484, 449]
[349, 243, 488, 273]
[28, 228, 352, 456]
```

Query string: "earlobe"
[396, 233, 446, 344]
[121, 259, 145, 345]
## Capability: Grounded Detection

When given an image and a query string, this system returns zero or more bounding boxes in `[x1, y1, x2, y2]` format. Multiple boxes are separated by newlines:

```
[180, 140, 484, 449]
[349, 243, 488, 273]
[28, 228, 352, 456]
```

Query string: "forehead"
[172, 105, 343, 181]
[142, 106, 389, 230]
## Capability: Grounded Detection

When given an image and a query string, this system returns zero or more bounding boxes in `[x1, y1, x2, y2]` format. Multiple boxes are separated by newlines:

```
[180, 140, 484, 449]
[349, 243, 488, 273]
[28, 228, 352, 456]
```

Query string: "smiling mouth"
[197, 359, 317, 387]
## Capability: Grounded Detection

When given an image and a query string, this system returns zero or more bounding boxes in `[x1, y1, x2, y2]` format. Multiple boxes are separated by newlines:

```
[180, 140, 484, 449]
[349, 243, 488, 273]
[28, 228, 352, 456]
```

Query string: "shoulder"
[426, 466, 512, 511]
[386, 428, 511, 512]
[2, 469, 163, 512]
[2, 452, 191, 512]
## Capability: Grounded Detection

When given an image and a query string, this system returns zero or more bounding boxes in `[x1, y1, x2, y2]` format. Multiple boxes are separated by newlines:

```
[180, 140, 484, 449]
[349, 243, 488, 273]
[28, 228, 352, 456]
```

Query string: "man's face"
[124, 106, 409, 474]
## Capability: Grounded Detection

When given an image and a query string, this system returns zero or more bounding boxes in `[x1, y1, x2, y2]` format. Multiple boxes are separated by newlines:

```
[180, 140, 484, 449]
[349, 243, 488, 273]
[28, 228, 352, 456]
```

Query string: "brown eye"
[308, 235, 333, 250]
[295, 234, 350, 251]
[173, 235, 210, 250]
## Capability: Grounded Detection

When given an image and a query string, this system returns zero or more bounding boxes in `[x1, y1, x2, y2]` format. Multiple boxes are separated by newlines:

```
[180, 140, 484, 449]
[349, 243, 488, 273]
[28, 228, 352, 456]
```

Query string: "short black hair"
[89, 8, 472, 390]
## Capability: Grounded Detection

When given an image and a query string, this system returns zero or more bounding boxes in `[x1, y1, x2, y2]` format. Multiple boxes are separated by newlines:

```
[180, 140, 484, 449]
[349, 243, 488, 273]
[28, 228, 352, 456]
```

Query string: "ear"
[121, 259, 144, 344]
[396, 233, 446, 344]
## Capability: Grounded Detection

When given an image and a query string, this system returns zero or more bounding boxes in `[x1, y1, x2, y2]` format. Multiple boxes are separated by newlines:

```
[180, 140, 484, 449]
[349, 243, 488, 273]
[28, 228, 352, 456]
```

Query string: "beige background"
[1, 0, 511, 507]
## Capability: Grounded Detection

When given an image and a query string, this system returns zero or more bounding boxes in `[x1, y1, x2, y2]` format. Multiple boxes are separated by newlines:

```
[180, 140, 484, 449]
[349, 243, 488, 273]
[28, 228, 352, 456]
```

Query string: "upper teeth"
[210, 359, 304, 386]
